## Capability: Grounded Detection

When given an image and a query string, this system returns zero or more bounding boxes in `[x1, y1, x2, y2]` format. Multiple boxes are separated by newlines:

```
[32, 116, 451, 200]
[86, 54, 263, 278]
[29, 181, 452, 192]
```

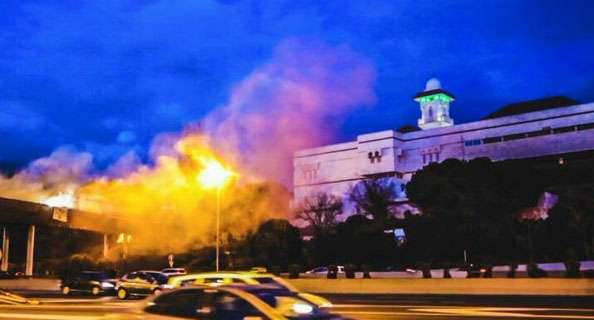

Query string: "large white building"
[293, 78, 594, 218]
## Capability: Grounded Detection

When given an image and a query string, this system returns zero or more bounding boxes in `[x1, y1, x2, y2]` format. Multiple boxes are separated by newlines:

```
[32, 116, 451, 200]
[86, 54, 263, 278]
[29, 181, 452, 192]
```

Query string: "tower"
[415, 78, 455, 130]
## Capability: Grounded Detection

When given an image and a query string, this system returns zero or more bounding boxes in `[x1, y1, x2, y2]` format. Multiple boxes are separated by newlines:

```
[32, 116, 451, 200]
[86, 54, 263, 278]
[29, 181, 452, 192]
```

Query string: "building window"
[368, 150, 382, 163]
[464, 139, 481, 147]
[503, 133, 525, 141]
[483, 136, 502, 144]
[553, 126, 576, 134]
[577, 123, 594, 131]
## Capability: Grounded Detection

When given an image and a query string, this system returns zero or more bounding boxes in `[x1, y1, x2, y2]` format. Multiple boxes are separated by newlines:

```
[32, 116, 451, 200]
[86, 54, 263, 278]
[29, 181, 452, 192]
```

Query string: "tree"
[295, 193, 343, 236]
[406, 158, 546, 264]
[349, 178, 397, 225]
[246, 219, 303, 270]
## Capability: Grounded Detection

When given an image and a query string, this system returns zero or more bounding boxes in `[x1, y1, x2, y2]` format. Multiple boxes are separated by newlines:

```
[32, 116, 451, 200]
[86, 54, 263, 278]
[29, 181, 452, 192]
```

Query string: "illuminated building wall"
[293, 79, 594, 218]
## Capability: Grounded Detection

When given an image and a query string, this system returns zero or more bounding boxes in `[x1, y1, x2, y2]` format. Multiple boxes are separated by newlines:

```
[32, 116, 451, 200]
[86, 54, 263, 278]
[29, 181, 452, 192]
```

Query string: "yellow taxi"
[166, 271, 332, 309]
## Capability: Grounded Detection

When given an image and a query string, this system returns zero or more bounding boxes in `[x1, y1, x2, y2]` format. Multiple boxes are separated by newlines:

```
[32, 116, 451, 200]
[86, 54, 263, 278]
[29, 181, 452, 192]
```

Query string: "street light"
[197, 159, 234, 272]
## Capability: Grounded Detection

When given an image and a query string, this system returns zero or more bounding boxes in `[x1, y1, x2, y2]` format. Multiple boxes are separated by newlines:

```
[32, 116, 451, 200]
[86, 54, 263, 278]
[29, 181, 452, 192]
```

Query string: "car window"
[254, 277, 287, 289]
[213, 292, 265, 320]
[147, 272, 168, 284]
[203, 277, 225, 285]
[231, 278, 247, 284]
[145, 289, 206, 318]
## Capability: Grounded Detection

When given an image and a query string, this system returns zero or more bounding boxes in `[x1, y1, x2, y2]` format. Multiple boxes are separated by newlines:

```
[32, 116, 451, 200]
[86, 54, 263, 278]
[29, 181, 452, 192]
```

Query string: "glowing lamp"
[197, 159, 234, 189]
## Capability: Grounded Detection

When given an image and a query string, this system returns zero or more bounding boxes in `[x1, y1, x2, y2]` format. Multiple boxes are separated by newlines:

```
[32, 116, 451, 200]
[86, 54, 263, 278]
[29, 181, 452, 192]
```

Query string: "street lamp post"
[197, 159, 234, 272]
[215, 186, 221, 272]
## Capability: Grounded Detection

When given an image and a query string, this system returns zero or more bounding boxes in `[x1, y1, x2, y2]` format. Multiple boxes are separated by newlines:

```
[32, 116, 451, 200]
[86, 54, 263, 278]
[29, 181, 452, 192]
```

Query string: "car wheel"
[153, 288, 162, 296]
[117, 288, 129, 300]
[91, 286, 101, 296]
[61, 286, 71, 295]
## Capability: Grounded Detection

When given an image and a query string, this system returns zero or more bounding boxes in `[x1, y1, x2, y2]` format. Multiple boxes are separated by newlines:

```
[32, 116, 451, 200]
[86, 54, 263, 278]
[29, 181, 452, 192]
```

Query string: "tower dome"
[425, 78, 442, 91]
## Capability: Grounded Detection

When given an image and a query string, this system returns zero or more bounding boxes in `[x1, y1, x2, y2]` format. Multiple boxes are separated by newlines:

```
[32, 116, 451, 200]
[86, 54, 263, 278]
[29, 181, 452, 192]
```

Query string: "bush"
[288, 264, 301, 279]
[345, 264, 356, 279]
[327, 265, 338, 279]
[362, 264, 371, 278]
[527, 262, 547, 278]
[564, 260, 581, 278]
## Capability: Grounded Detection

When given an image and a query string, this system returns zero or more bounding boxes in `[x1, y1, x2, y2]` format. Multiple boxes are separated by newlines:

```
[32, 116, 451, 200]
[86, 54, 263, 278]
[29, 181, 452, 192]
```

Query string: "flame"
[42, 191, 75, 209]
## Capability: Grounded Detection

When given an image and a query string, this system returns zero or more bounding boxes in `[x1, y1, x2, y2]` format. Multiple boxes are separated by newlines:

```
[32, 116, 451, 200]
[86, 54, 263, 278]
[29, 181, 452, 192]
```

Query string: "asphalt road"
[0, 293, 592, 319]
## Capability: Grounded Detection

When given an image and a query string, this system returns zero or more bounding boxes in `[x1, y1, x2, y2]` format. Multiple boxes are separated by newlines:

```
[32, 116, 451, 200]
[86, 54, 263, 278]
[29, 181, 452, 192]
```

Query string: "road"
[0, 293, 592, 319]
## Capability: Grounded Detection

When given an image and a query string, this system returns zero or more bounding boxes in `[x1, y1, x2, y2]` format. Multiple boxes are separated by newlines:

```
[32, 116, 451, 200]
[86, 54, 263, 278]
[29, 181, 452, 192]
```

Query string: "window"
[503, 133, 525, 141]
[525, 129, 551, 137]
[553, 126, 576, 134]
[203, 277, 225, 284]
[483, 136, 502, 144]
[464, 139, 481, 147]
[146, 289, 205, 318]
[213, 292, 264, 320]
[577, 123, 594, 131]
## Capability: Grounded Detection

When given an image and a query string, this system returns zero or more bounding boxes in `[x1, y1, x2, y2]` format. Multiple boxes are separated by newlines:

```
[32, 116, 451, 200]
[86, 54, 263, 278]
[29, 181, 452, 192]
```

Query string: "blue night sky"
[1, 0, 594, 170]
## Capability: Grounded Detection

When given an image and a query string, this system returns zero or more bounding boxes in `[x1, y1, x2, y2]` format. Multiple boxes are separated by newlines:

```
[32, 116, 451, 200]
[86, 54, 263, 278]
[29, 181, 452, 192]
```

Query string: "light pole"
[197, 159, 234, 272]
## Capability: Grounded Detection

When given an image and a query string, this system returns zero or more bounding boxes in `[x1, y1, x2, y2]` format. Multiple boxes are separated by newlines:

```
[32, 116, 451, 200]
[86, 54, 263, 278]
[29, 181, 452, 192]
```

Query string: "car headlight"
[161, 284, 174, 289]
[292, 302, 314, 314]
[101, 282, 115, 288]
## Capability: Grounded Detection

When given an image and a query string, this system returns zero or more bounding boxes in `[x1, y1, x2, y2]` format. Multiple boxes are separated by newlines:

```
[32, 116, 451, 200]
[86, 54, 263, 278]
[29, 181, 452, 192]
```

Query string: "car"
[120, 285, 347, 319]
[116, 271, 170, 300]
[60, 271, 117, 296]
[305, 266, 345, 274]
[160, 268, 187, 276]
[166, 271, 332, 309]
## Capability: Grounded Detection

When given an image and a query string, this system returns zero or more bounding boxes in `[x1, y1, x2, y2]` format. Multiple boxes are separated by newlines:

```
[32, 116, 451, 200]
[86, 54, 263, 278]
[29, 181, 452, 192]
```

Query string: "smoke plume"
[0, 39, 376, 254]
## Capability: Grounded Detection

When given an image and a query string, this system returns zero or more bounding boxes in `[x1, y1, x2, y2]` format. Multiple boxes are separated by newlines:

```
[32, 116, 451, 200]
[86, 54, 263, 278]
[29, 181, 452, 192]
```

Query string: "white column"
[1, 227, 9, 272]
[25, 225, 35, 276]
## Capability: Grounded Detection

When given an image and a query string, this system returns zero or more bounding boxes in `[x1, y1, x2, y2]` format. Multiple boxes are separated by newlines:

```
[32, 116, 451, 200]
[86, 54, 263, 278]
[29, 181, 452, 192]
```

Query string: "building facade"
[293, 79, 594, 218]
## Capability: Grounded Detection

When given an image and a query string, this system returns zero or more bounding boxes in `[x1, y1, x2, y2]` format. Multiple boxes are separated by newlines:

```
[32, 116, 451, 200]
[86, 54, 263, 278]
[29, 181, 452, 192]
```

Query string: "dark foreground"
[0, 293, 592, 319]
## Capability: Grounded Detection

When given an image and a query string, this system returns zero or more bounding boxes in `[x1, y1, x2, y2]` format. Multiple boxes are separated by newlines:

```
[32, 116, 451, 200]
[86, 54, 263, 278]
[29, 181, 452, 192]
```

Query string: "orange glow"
[42, 190, 76, 208]
[197, 158, 234, 189]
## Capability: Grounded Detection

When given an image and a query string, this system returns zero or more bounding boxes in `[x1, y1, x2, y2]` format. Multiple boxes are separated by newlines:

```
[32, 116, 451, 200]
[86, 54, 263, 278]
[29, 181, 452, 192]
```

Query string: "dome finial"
[425, 78, 441, 91]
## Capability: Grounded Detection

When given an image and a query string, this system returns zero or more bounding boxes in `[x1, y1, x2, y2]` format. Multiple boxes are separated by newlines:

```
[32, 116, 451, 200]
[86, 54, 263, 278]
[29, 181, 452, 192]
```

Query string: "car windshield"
[147, 272, 169, 284]
[254, 277, 288, 289]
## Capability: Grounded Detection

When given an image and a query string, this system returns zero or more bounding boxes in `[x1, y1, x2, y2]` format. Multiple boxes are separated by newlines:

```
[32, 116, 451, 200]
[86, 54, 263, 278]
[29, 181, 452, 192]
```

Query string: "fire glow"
[42, 191, 76, 209]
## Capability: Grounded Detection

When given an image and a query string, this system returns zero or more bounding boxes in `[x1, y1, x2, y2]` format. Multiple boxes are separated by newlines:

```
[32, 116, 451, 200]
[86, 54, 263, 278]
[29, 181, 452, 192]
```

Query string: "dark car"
[60, 271, 117, 296]
[135, 285, 347, 319]
[116, 270, 169, 300]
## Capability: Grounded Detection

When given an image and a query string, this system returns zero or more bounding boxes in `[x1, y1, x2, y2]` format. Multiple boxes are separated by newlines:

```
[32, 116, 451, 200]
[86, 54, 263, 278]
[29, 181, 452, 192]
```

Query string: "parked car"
[61, 271, 117, 296]
[116, 271, 170, 300]
[160, 268, 187, 276]
[305, 266, 345, 274]
[120, 285, 346, 319]
[166, 271, 332, 309]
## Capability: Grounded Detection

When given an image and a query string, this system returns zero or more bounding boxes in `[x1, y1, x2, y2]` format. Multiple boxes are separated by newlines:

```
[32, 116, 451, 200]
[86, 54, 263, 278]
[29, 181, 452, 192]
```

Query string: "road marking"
[0, 313, 102, 320]
[410, 307, 594, 319]
[334, 304, 594, 313]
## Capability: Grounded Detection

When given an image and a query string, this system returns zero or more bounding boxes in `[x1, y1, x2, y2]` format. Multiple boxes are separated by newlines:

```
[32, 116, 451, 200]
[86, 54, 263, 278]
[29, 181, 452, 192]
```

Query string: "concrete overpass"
[0, 197, 130, 276]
